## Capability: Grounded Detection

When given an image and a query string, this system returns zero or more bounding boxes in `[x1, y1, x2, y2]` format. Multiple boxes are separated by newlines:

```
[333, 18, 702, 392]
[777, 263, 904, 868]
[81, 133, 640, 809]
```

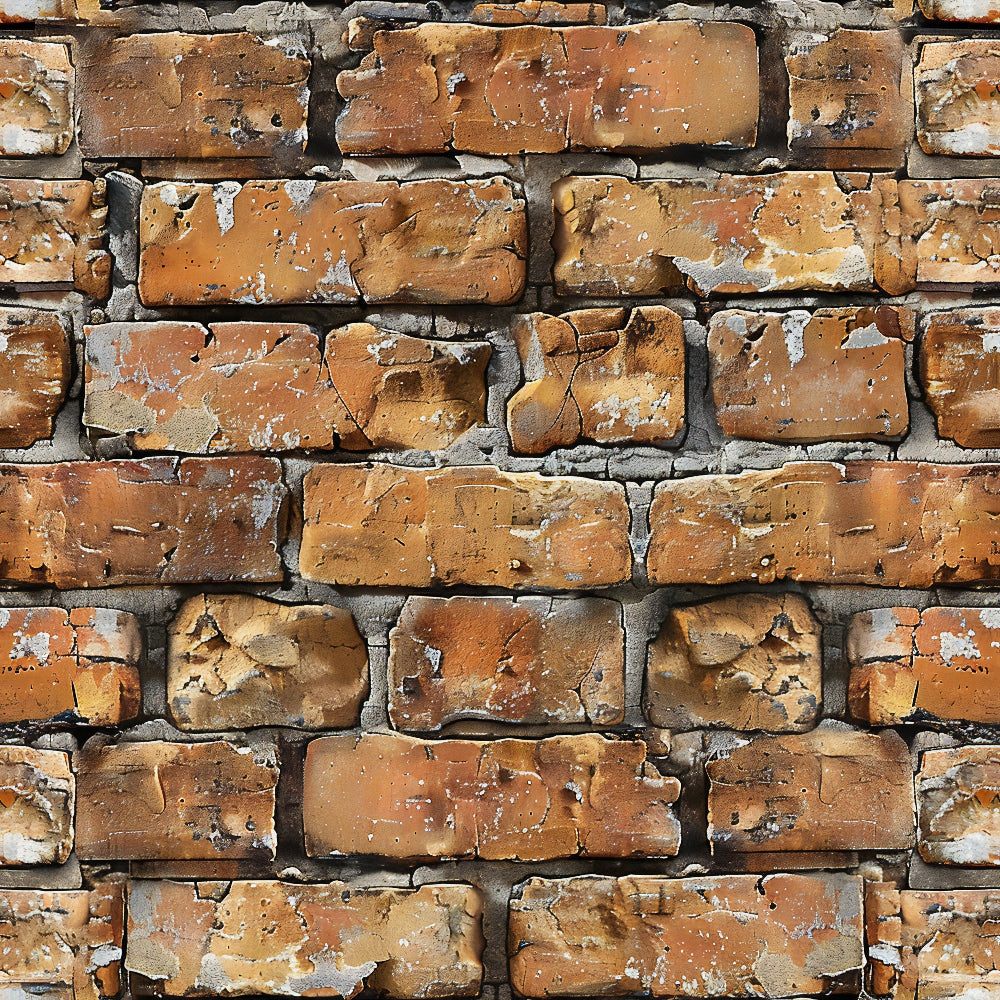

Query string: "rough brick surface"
[138, 178, 526, 306]
[74, 740, 278, 860]
[0, 0, 97, 19]
[648, 462, 1000, 587]
[337, 22, 757, 155]
[644, 593, 821, 732]
[300, 464, 631, 589]
[0, 41, 73, 156]
[707, 727, 915, 852]
[509, 874, 864, 997]
[304, 733, 680, 860]
[471, 2, 606, 23]
[917, 0, 1000, 16]
[127, 880, 484, 998]
[708, 307, 910, 443]
[508, 306, 684, 453]
[85, 321, 490, 453]
[388, 595, 624, 730]
[168, 594, 368, 730]
[0, 746, 73, 865]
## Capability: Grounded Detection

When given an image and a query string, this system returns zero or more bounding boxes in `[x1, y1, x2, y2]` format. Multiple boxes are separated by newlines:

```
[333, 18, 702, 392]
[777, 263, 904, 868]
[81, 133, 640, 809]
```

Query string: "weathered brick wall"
[3, 0, 1000, 997]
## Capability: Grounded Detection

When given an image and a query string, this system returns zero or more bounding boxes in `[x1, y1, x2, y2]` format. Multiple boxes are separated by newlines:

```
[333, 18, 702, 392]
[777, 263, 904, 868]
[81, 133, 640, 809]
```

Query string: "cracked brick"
[0, 746, 73, 866]
[0, 41, 73, 156]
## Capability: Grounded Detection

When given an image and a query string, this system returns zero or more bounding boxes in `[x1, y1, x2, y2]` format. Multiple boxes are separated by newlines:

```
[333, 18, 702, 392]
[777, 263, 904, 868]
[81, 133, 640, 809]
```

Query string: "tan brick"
[168, 594, 368, 731]
[708, 307, 911, 443]
[0, 180, 108, 295]
[0, 307, 69, 448]
[0, 0, 97, 20]
[918, 0, 1000, 17]
[920, 308, 1000, 448]
[554, 173, 898, 297]
[337, 22, 756, 155]
[78, 33, 307, 159]
[848, 606, 1000, 725]
[786, 30, 911, 168]
[0, 747, 72, 866]
[74, 740, 277, 860]
[0, 458, 285, 587]
[304, 732, 680, 861]
[84, 320, 490, 453]
[648, 462, 1000, 588]
[509, 873, 864, 998]
[0, 607, 141, 726]
[127, 880, 483, 997]
[508, 306, 684, 453]
[471, 2, 606, 23]
[301, 464, 630, 589]
[707, 727, 915, 852]
[0, 883, 123, 1000]
[0, 41, 73, 156]
[388, 595, 623, 730]
[138, 178, 526, 306]
[644, 593, 821, 732]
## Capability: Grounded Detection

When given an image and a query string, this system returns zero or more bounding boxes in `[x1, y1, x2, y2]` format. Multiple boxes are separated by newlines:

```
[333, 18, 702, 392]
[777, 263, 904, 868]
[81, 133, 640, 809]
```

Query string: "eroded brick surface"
[0, 0, 97, 20]
[126, 880, 483, 997]
[508, 306, 684, 453]
[917, 0, 1000, 16]
[84, 321, 490, 453]
[138, 178, 526, 306]
[644, 593, 822, 732]
[0, 746, 73, 865]
[708, 307, 910, 442]
[707, 728, 915, 852]
[648, 462, 1000, 587]
[168, 594, 368, 731]
[304, 732, 680, 860]
[300, 464, 631, 589]
[471, 2, 606, 23]
[75, 740, 278, 860]
[0, 41, 73, 156]
[388, 595, 624, 730]
[509, 873, 864, 997]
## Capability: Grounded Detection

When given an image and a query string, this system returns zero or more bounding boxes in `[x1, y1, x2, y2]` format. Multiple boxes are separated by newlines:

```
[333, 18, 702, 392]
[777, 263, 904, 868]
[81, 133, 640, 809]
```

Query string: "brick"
[0, 307, 69, 448]
[644, 593, 821, 732]
[84, 320, 490, 453]
[708, 307, 910, 443]
[920, 307, 1000, 447]
[507, 306, 684, 453]
[848, 606, 1000, 725]
[707, 728, 915, 852]
[168, 594, 368, 731]
[917, 746, 1000, 865]
[77, 33, 307, 160]
[509, 873, 864, 998]
[388, 595, 623, 730]
[0, 883, 124, 1000]
[0, 0, 97, 20]
[74, 740, 277, 860]
[127, 880, 483, 997]
[648, 462, 1000, 588]
[0, 458, 285, 587]
[786, 30, 910, 168]
[916, 41, 1000, 156]
[471, 2, 606, 23]
[0, 747, 72, 865]
[918, 0, 1000, 17]
[0, 41, 73, 156]
[0, 607, 141, 726]
[304, 732, 680, 861]
[138, 178, 526, 306]
[0, 180, 108, 295]
[553, 173, 898, 297]
[337, 22, 757, 155]
[301, 464, 630, 589]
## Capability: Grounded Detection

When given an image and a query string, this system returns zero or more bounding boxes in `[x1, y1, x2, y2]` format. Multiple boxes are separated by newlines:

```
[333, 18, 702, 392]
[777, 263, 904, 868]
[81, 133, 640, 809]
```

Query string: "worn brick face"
[0, 0, 97, 20]
[0, 746, 73, 866]
[304, 732, 679, 861]
[509, 874, 864, 998]
[0, 41, 73, 156]
[917, 0, 1000, 16]
[471, 2, 606, 23]
[388, 595, 624, 730]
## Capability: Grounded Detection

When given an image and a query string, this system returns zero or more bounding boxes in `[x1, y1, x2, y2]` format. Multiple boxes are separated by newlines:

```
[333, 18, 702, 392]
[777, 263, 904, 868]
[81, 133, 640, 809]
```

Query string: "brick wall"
[3, 1, 1000, 997]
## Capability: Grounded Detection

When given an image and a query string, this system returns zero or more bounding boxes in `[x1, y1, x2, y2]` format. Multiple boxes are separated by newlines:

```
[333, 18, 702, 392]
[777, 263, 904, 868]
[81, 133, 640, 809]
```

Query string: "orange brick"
[0, 41, 73, 156]
[0, 746, 72, 865]
[471, 2, 606, 23]
[918, 0, 1000, 16]
[0, 0, 97, 20]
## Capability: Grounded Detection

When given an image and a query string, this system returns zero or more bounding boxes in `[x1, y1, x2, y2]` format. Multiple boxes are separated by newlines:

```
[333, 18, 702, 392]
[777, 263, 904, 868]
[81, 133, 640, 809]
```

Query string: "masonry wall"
[3, 0, 1000, 997]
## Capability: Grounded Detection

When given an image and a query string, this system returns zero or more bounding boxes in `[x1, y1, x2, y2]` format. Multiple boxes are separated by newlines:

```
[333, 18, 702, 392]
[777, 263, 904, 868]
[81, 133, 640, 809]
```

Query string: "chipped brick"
[507, 306, 684, 453]
[644, 593, 822, 732]
[388, 595, 624, 730]
[84, 321, 490, 453]
[304, 732, 680, 861]
[168, 594, 368, 731]
[0, 747, 72, 866]
[471, 2, 606, 24]
[138, 178, 526, 306]
[917, 0, 1000, 16]
[0, 0, 97, 21]
[0, 41, 73, 156]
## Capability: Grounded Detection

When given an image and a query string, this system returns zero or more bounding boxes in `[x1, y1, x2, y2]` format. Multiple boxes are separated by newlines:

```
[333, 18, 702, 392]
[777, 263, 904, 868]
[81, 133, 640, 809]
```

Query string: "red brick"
[0, 746, 72, 865]
[0, 41, 73, 156]
[304, 732, 680, 861]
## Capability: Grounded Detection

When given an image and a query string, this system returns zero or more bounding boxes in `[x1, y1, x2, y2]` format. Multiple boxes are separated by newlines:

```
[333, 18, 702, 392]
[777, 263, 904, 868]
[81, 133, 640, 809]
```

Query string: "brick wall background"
[2, 1, 1000, 997]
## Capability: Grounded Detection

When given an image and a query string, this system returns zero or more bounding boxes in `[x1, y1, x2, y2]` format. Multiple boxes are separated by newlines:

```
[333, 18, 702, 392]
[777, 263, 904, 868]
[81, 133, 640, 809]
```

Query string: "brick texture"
[0, 41, 73, 156]
[0, 746, 73, 865]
